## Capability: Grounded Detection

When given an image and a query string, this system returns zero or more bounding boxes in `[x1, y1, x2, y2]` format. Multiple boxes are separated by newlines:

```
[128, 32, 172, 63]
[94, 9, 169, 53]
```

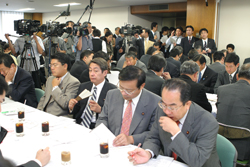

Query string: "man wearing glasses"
[96, 66, 160, 147]
[128, 78, 220, 167]
[37, 53, 80, 116]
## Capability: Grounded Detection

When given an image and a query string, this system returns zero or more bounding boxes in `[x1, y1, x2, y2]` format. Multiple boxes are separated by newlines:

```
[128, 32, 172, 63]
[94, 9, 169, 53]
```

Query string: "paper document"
[75, 89, 92, 101]
[170, 37, 176, 44]
[90, 123, 116, 145]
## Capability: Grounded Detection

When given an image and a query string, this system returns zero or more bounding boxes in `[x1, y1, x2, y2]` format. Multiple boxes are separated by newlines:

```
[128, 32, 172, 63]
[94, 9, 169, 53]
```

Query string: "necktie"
[198, 71, 202, 83]
[176, 37, 179, 44]
[81, 87, 97, 128]
[229, 74, 233, 84]
[120, 100, 133, 136]
[188, 37, 191, 44]
[204, 41, 207, 49]
[172, 121, 180, 160]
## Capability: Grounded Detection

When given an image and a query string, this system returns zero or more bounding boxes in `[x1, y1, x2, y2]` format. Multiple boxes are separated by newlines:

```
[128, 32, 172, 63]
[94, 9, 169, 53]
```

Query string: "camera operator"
[75, 22, 93, 61]
[5, 32, 44, 88]
[61, 21, 76, 64]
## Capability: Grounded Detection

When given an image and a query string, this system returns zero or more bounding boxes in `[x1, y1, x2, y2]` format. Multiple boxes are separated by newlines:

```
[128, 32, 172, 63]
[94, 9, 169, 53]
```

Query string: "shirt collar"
[200, 65, 207, 77]
[230, 70, 237, 78]
[12, 66, 18, 82]
[125, 89, 142, 106]
[93, 37, 100, 39]
[188, 36, 193, 40]
[93, 79, 105, 90]
[179, 109, 189, 126]
[60, 72, 68, 84]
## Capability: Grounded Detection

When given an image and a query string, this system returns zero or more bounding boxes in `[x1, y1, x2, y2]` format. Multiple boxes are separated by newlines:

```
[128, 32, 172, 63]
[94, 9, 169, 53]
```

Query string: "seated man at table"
[217, 63, 250, 161]
[68, 58, 116, 129]
[214, 52, 239, 93]
[0, 53, 37, 108]
[0, 77, 51, 167]
[128, 78, 220, 167]
[123, 52, 147, 72]
[179, 61, 212, 112]
[96, 66, 161, 146]
[37, 53, 80, 116]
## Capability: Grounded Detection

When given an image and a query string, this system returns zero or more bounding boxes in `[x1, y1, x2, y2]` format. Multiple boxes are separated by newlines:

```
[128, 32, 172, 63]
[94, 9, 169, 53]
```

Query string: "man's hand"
[207, 48, 211, 53]
[64, 38, 68, 43]
[128, 148, 151, 165]
[173, 43, 177, 47]
[162, 72, 171, 80]
[171, 30, 175, 37]
[5, 66, 15, 83]
[5, 34, 10, 41]
[119, 48, 123, 53]
[162, 43, 166, 46]
[68, 99, 78, 111]
[56, 44, 62, 52]
[202, 50, 207, 54]
[35, 147, 51, 167]
[52, 77, 61, 87]
[113, 134, 134, 146]
[159, 116, 180, 136]
[154, 35, 157, 40]
[89, 100, 101, 113]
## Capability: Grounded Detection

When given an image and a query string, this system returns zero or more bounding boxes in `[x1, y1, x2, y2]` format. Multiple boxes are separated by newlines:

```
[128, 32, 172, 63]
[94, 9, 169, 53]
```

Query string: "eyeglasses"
[49, 63, 64, 68]
[158, 100, 183, 112]
[117, 83, 137, 95]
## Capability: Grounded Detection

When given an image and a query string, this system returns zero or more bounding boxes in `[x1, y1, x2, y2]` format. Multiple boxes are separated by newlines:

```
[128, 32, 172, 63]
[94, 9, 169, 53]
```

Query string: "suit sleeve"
[210, 40, 217, 54]
[180, 38, 184, 50]
[51, 79, 80, 110]
[214, 73, 224, 94]
[168, 116, 219, 167]
[37, 77, 50, 110]
[71, 85, 83, 116]
[17, 160, 40, 167]
[197, 87, 212, 112]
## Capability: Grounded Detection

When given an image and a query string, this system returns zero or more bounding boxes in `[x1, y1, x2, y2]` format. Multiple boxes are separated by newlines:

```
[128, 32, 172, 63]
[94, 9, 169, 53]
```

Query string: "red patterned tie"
[120, 100, 133, 136]
[172, 120, 180, 160]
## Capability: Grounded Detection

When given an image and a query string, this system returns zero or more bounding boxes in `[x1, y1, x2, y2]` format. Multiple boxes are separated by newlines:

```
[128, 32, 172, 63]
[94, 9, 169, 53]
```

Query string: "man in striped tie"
[69, 58, 116, 129]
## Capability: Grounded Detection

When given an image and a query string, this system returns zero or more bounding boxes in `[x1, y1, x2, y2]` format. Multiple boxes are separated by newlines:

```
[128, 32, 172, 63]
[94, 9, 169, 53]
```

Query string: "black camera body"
[121, 24, 134, 36]
[40, 21, 70, 37]
[73, 22, 89, 37]
[14, 19, 41, 36]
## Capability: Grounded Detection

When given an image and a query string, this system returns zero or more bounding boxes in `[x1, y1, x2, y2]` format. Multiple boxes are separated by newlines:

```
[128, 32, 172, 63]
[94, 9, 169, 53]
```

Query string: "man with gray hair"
[123, 51, 147, 72]
[179, 61, 212, 112]
[175, 46, 188, 64]
[217, 63, 250, 161]
[194, 45, 210, 65]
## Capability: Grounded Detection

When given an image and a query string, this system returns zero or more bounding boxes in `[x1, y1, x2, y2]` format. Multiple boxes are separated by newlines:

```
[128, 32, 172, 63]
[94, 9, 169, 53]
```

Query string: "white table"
[0, 99, 188, 167]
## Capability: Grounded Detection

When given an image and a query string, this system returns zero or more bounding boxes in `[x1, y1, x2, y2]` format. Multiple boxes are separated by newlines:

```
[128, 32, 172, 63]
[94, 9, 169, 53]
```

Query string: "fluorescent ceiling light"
[16, 8, 35, 11]
[54, 2, 81, 7]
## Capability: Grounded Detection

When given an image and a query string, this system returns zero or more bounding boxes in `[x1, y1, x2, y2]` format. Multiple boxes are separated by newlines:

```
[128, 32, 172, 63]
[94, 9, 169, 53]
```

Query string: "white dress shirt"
[7, 67, 18, 85]
[166, 36, 183, 52]
[230, 70, 237, 80]
[202, 38, 208, 48]
[122, 90, 142, 118]
[200, 65, 207, 79]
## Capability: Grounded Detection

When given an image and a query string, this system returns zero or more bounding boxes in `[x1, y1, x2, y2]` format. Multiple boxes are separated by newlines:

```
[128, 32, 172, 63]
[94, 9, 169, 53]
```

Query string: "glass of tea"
[18, 107, 25, 121]
[42, 121, 49, 136]
[61, 151, 71, 165]
[100, 139, 109, 158]
[16, 122, 24, 137]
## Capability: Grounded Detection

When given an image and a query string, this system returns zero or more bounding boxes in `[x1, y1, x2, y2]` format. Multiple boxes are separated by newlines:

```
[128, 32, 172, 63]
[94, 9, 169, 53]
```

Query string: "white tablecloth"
[0, 98, 188, 167]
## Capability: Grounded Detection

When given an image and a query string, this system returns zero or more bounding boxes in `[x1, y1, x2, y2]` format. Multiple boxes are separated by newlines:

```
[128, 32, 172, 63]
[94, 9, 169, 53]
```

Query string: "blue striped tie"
[81, 87, 97, 128]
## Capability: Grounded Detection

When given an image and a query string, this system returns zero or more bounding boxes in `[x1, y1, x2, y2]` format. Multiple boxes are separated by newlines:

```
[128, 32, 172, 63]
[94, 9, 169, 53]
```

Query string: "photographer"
[75, 22, 93, 61]
[61, 21, 76, 64]
[5, 32, 44, 88]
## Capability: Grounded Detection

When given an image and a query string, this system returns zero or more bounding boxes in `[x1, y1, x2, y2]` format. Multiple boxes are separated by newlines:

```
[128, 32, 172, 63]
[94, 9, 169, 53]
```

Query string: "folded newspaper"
[75, 89, 92, 101]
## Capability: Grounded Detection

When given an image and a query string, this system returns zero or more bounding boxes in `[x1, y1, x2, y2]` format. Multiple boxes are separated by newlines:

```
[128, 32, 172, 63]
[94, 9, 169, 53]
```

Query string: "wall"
[162, 18, 176, 28]
[43, 6, 129, 36]
[217, 0, 250, 65]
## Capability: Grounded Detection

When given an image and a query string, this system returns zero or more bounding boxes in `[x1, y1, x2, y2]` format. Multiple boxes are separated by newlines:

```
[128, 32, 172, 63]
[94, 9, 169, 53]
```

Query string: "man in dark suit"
[208, 51, 225, 73]
[0, 77, 50, 167]
[144, 55, 171, 96]
[214, 53, 239, 93]
[96, 66, 161, 146]
[243, 57, 250, 64]
[140, 46, 157, 68]
[69, 58, 116, 129]
[149, 22, 158, 42]
[180, 25, 199, 56]
[128, 78, 220, 167]
[167, 48, 181, 70]
[164, 60, 180, 78]
[179, 61, 212, 112]
[193, 55, 218, 93]
[217, 63, 250, 160]
[0, 53, 37, 108]
[136, 28, 154, 59]
[175, 46, 188, 64]
[70, 50, 94, 81]
[194, 28, 217, 63]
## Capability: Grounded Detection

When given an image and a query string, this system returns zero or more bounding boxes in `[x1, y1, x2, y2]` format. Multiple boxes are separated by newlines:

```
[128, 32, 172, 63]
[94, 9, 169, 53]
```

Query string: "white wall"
[218, 0, 250, 65]
[43, 6, 129, 36]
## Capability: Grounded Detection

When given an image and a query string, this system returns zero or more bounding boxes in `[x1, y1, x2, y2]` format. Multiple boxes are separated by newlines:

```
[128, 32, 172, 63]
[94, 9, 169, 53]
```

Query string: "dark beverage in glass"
[18, 111, 25, 121]
[100, 142, 109, 158]
[42, 122, 49, 136]
[16, 123, 24, 137]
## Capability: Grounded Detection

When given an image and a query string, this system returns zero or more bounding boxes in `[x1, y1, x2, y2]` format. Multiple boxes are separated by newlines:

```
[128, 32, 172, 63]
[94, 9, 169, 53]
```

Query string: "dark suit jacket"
[194, 38, 217, 58]
[144, 70, 165, 96]
[180, 54, 189, 64]
[179, 75, 212, 112]
[140, 54, 151, 68]
[79, 69, 90, 83]
[243, 58, 250, 64]
[136, 38, 145, 59]
[199, 66, 218, 93]
[72, 81, 116, 124]
[167, 57, 181, 70]
[164, 61, 180, 78]
[70, 60, 88, 81]
[214, 70, 238, 94]
[217, 80, 250, 160]
[180, 36, 199, 55]
[6, 67, 37, 108]
[149, 31, 156, 42]
[143, 102, 220, 167]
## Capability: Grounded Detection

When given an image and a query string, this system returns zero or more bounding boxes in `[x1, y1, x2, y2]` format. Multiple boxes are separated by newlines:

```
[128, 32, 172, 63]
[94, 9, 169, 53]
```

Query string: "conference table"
[0, 98, 188, 167]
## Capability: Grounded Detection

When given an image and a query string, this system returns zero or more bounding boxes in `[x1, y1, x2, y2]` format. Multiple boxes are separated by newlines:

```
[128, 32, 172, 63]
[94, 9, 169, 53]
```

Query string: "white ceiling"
[0, 0, 186, 13]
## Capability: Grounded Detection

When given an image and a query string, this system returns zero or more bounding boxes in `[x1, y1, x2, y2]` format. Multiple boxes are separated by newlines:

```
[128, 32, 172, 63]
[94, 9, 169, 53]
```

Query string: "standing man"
[180, 25, 199, 56]
[149, 22, 158, 42]
[137, 28, 154, 59]
[96, 66, 161, 146]
[165, 27, 183, 53]
[128, 78, 220, 167]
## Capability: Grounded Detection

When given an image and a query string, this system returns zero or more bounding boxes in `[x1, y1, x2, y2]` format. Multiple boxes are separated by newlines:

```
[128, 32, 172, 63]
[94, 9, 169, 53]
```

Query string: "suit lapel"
[200, 68, 209, 83]
[115, 92, 125, 135]
[98, 81, 108, 106]
[129, 89, 148, 135]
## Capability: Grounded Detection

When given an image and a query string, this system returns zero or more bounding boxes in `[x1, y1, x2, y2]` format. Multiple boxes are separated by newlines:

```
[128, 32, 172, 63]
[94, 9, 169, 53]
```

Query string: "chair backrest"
[216, 134, 238, 167]
[35, 88, 45, 103]
[218, 123, 250, 139]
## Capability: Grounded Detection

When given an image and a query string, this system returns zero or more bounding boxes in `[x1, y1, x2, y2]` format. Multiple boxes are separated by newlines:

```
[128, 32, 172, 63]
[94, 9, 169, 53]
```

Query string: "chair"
[218, 123, 250, 166]
[35, 88, 45, 103]
[216, 134, 238, 167]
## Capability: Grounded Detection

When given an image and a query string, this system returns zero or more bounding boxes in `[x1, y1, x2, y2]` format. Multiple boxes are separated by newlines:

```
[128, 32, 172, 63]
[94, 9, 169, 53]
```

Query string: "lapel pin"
[141, 112, 145, 116]
[186, 131, 189, 134]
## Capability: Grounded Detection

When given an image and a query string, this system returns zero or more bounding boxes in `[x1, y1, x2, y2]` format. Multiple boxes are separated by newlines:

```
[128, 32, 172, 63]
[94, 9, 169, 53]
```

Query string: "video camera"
[40, 21, 72, 37]
[73, 22, 89, 37]
[121, 24, 135, 36]
[14, 19, 41, 36]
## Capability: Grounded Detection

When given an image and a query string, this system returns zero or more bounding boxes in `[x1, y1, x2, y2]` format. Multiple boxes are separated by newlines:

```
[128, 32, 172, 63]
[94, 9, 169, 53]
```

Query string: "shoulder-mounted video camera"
[14, 19, 41, 36]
